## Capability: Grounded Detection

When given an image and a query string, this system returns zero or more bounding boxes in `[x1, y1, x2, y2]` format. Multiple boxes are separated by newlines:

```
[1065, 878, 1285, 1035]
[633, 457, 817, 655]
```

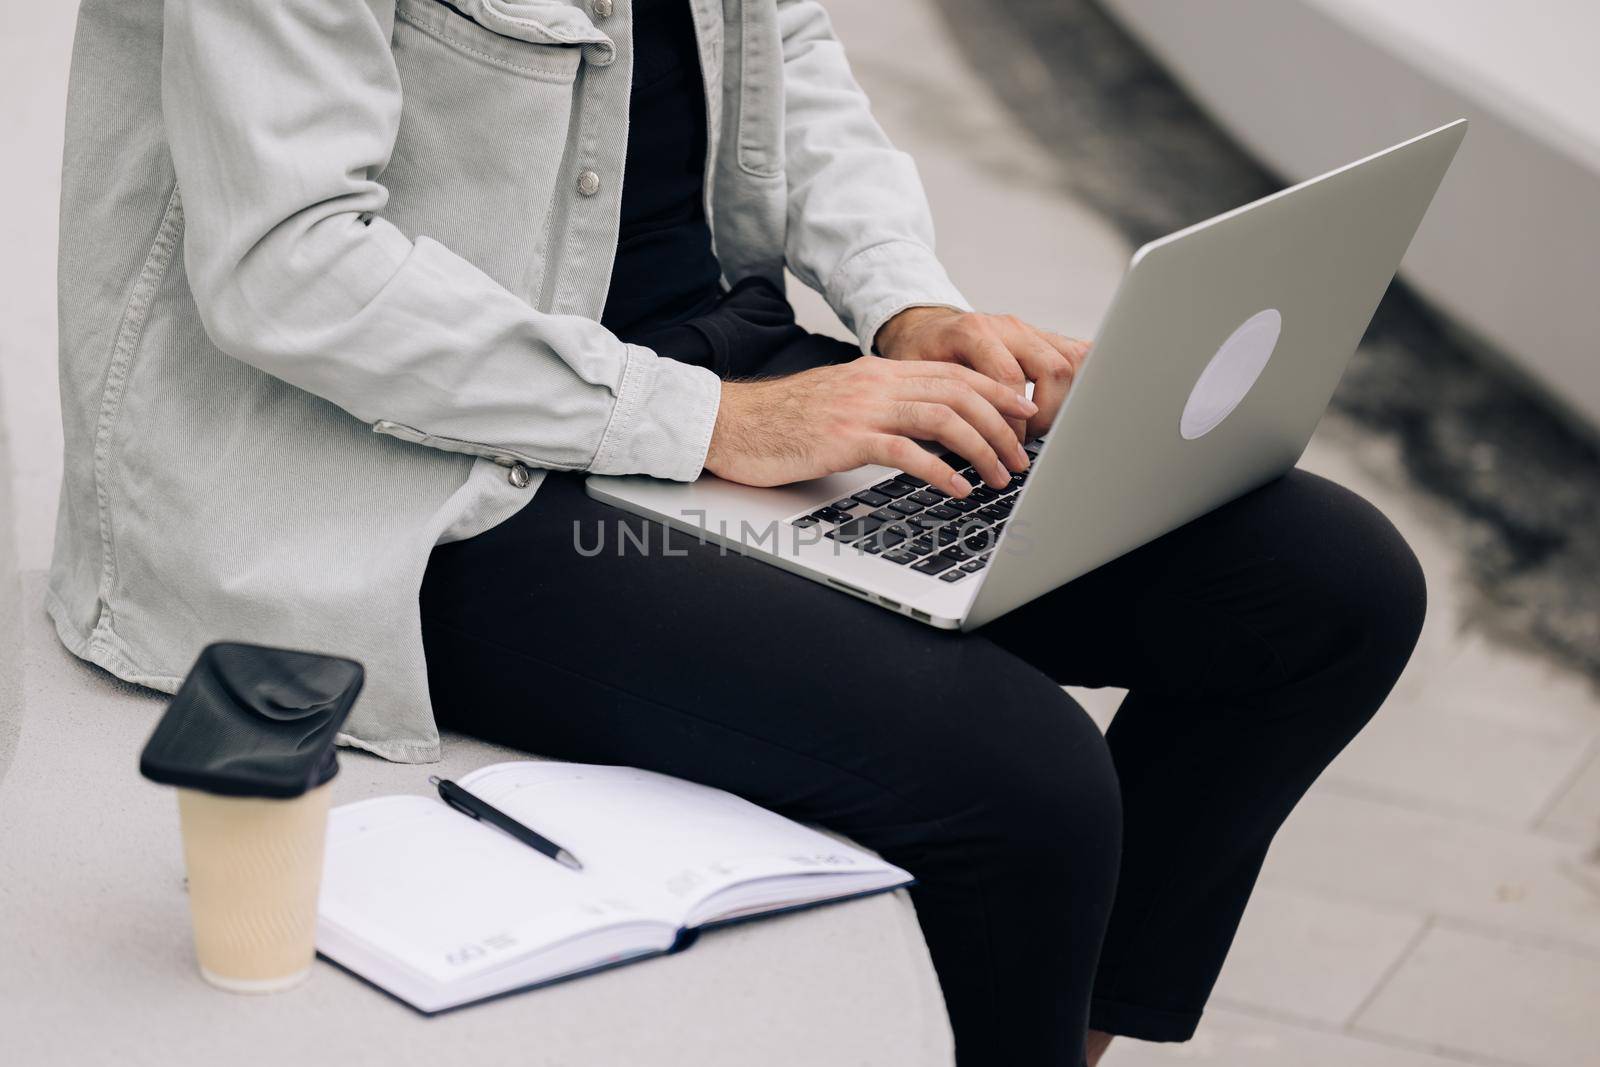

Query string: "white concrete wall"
[0, 4, 73, 572]
[0, 7, 64, 780]
[1100, 0, 1600, 430]
[0, 374, 20, 783]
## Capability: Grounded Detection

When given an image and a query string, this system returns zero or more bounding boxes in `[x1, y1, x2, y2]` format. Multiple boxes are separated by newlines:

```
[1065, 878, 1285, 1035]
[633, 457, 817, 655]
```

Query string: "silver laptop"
[587, 121, 1466, 630]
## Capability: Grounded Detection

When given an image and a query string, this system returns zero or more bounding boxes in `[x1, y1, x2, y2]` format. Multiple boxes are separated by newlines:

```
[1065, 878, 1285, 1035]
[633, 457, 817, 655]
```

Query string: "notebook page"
[318, 796, 668, 987]
[459, 762, 907, 923]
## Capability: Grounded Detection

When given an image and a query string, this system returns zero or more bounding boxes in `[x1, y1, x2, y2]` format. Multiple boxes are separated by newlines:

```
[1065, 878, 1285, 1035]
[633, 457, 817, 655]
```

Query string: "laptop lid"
[964, 120, 1467, 630]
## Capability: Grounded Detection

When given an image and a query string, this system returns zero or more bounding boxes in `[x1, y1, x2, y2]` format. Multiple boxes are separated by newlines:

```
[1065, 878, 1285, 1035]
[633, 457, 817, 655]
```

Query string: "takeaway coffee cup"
[174, 781, 333, 991]
[140, 643, 364, 992]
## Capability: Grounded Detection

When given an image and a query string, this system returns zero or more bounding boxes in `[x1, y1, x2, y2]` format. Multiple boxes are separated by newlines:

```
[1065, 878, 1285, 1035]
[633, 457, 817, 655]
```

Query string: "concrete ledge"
[0, 569, 952, 1065]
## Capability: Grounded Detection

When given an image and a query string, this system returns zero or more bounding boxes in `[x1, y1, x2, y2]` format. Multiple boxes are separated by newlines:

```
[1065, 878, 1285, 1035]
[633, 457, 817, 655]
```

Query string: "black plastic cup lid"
[140, 643, 365, 799]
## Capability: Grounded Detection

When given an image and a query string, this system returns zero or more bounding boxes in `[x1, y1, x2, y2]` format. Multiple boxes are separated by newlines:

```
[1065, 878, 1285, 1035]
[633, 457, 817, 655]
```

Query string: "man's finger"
[957, 333, 1029, 443]
[908, 378, 1030, 474]
[868, 434, 970, 498]
[901, 359, 1037, 423]
[995, 323, 1074, 437]
[1042, 331, 1092, 374]
[889, 401, 1011, 489]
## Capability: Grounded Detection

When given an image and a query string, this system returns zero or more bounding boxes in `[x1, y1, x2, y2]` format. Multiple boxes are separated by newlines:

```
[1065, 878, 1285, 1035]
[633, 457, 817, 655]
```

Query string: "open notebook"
[316, 761, 914, 1013]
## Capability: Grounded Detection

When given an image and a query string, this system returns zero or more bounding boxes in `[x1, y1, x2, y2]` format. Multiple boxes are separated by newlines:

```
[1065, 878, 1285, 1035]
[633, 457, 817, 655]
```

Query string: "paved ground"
[3, 2, 1597, 1066]
[897, 2, 1600, 1064]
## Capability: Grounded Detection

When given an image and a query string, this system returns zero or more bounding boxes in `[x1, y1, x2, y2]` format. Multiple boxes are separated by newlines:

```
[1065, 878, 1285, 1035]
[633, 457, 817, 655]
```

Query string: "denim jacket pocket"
[383, 0, 605, 305]
[462, 0, 616, 62]
[736, 0, 784, 179]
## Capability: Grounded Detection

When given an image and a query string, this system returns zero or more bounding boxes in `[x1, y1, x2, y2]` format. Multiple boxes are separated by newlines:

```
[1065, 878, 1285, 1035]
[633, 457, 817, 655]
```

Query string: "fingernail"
[1014, 445, 1030, 469]
[951, 473, 972, 496]
[1019, 394, 1038, 414]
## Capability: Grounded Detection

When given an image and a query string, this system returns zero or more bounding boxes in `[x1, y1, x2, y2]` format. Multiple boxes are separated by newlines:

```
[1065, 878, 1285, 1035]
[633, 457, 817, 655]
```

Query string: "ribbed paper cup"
[176, 781, 332, 992]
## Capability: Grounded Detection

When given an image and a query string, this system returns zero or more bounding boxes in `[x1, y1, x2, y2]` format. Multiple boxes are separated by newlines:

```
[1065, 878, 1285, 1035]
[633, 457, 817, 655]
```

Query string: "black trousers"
[419, 325, 1426, 1065]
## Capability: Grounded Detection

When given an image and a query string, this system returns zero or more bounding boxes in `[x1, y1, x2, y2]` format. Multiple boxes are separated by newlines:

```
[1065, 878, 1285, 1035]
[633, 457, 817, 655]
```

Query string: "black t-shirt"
[599, 0, 725, 342]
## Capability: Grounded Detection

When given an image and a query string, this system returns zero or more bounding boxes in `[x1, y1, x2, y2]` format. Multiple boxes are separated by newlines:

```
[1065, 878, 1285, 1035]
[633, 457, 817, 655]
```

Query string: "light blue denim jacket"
[49, 0, 968, 761]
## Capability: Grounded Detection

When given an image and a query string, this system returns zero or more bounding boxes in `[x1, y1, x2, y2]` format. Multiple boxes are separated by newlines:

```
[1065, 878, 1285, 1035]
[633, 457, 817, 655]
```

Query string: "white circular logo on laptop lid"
[1180, 308, 1282, 440]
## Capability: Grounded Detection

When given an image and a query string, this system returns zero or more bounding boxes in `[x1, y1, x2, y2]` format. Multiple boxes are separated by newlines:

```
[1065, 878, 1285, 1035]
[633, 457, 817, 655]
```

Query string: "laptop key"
[882, 549, 920, 565]
[945, 497, 980, 514]
[811, 507, 851, 524]
[949, 529, 989, 550]
[912, 555, 958, 576]
[925, 505, 959, 521]
[908, 491, 942, 507]
[852, 490, 892, 508]
[792, 515, 819, 528]
[939, 569, 968, 583]
[872, 479, 915, 498]
[907, 536, 936, 556]
[831, 498, 860, 512]
[889, 499, 923, 515]
[960, 559, 987, 573]
[831, 517, 885, 541]
[869, 527, 908, 549]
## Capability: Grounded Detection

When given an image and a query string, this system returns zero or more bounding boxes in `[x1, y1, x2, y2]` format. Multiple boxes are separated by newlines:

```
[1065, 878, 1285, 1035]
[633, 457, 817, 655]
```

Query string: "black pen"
[428, 775, 584, 872]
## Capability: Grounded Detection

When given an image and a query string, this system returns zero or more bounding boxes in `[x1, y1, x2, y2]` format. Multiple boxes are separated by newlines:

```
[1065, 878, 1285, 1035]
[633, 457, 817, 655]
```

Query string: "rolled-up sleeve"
[775, 0, 971, 354]
[161, 0, 720, 479]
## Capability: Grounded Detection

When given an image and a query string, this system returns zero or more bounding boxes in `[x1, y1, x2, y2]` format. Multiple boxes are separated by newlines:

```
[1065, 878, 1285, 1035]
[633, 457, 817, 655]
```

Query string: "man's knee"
[1365, 519, 1427, 664]
[1004, 727, 1123, 879]
[1294, 474, 1427, 670]
[921, 683, 1123, 882]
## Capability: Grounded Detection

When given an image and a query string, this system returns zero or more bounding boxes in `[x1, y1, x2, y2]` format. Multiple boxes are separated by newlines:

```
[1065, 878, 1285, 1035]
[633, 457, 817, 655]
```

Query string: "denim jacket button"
[592, 0, 613, 19]
[576, 170, 601, 197]
[508, 463, 532, 488]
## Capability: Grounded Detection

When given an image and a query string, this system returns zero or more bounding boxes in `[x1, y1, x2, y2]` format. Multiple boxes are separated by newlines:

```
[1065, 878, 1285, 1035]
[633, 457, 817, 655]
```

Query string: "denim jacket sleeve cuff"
[826, 240, 972, 356]
[589, 344, 723, 481]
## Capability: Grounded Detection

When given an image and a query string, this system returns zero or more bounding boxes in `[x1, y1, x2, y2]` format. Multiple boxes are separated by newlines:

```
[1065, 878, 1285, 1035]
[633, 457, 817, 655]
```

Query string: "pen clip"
[431, 776, 482, 821]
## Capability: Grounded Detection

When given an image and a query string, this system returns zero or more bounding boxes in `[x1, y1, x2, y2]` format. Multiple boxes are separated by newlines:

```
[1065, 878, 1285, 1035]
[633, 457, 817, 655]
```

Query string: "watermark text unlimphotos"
[571, 510, 1030, 560]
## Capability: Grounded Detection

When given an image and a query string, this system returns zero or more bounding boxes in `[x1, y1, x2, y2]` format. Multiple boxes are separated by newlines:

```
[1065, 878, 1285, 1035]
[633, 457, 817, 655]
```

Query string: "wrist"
[704, 380, 745, 478]
[875, 305, 961, 358]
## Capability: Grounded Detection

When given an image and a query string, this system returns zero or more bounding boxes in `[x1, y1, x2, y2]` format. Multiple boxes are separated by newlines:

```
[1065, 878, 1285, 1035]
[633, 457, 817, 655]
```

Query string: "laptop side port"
[878, 596, 900, 609]
[826, 578, 874, 601]
[909, 609, 932, 623]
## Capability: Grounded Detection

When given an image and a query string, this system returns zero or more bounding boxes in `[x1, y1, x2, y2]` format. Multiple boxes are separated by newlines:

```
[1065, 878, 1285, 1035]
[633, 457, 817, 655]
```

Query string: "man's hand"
[876, 307, 1091, 440]
[704, 357, 1037, 496]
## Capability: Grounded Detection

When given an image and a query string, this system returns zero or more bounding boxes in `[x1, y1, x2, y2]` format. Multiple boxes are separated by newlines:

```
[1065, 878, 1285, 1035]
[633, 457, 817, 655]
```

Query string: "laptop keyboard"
[789, 437, 1045, 584]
